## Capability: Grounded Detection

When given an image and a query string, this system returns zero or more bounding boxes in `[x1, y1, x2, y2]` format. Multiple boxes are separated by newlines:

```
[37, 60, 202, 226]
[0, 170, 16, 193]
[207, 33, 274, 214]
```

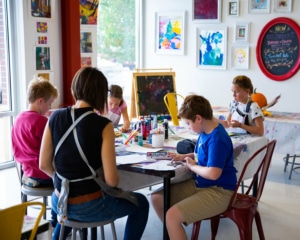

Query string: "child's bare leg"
[150, 193, 164, 221]
[166, 205, 187, 240]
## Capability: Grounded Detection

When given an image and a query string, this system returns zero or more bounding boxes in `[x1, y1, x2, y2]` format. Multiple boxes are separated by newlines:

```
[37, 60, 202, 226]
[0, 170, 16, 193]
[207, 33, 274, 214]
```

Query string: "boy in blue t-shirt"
[151, 94, 237, 240]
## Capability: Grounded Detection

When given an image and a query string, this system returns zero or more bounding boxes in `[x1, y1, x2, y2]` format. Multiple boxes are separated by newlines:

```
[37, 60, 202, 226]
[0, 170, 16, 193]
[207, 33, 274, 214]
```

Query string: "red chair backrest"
[226, 139, 277, 210]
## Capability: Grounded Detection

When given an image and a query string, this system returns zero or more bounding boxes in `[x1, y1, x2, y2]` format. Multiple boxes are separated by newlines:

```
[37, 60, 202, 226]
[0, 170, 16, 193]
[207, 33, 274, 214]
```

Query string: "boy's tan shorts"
[155, 178, 233, 225]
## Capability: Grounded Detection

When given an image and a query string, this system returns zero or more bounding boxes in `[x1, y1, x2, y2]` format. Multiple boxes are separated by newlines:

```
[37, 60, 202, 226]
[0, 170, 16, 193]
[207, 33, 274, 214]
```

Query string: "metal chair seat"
[59, 218, 117, 240]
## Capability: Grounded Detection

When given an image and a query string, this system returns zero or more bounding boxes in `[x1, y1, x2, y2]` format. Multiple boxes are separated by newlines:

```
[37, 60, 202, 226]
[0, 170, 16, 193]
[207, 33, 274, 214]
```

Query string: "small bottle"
[148, 130, 153, 144]
[138, 133, 143, 146]
[163, 119, 168, 140]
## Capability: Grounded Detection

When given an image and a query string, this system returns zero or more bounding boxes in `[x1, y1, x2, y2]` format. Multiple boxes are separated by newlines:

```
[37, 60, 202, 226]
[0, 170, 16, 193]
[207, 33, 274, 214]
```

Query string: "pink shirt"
[11, 111, 50, 179]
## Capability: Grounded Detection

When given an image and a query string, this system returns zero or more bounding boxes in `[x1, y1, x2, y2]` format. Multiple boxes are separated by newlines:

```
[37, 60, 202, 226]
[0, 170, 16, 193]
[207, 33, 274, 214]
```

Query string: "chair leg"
[100, 226, 105, 240]
[91, 227, 97, 240]
[59, 225, 65, 240]
[254, 212, 265, 240]
[191, 221, 201, 240]
[210, 218, 220, 240]
[111, 222, 117, 240]
[284, 154, 289, 172]
[289, 155, 296, 179]
[227, 210, 254, 240]
[241, 181, 245, 194]
[42, 196, 48, 219]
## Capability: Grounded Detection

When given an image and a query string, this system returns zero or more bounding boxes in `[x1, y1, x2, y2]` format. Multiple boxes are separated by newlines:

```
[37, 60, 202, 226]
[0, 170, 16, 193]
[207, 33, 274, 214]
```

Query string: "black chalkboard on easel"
[130, 69, 176, 118]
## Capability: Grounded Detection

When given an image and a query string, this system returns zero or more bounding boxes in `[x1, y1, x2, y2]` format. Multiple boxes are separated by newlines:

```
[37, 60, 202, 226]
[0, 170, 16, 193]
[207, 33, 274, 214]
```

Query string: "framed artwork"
[248, 0, 270, 14]
[193, 0, 221, 23]
[256, 17, 300, 81]
[155, 11, 185, 55]
[231, 45, 250, 70]
[81, 56, 92, 67]
[228, 0, 239, 16]
[28, 0, 54, 19]
[80, 31, 93, 53]
[234, 22, 250, 43]
[197, 25, 227, 70]
[35, 46, 51, 71]
[274, 0, 292, 13]
[80, 0, 99, 25]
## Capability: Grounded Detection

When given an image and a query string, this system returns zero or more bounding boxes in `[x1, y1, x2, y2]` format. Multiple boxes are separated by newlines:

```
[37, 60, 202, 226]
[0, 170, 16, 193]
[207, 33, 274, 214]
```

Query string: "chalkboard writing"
[261, 24, 298, 75]
[256, 18, 300, 81]
[133, 72, 176, 117]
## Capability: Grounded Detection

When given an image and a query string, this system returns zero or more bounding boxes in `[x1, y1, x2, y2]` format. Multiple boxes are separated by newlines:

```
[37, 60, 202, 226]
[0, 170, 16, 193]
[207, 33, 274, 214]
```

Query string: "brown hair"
[178, 94, 213, 121]
[71, 67, 108, 114]
[232, 75, 254, 94]
[109, 84, 124, 106]
[27, 77, 58, 103]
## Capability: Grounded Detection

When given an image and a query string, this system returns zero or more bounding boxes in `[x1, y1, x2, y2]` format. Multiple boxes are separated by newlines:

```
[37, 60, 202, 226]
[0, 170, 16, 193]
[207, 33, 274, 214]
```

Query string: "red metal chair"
[191, 139, 277, 240]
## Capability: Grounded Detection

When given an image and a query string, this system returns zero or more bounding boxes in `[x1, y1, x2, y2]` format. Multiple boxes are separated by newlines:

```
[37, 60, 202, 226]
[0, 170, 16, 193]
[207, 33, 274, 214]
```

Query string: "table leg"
[163, 176, 171, 240]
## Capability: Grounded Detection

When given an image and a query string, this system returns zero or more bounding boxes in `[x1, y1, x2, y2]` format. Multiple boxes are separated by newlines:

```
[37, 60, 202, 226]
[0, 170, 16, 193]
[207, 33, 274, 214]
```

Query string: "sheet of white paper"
[125, 145, 163, 153]
[116, 154, 154, 165]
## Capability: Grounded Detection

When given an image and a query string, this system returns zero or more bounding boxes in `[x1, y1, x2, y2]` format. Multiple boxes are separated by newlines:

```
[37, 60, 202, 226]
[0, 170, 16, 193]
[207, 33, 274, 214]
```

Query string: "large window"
[0, 0, 14, 169]
[97, 0, 138, 118]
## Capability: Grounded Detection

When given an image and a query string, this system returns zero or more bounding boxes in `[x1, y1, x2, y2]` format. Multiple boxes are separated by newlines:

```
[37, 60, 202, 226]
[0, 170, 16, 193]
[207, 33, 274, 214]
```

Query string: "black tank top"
[49, 106, 111, 197]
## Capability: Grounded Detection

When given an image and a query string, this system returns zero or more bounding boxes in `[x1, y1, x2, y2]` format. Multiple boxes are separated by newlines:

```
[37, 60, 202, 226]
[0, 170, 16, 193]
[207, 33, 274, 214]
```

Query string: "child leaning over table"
[105, 84, 131, 132]
[218, 75, 264, 136]
[151, 94, 237, 240]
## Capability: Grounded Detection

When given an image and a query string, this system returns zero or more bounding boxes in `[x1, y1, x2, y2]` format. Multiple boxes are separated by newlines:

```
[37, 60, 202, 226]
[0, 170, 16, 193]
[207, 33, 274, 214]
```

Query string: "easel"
[130, 68, 176, 120]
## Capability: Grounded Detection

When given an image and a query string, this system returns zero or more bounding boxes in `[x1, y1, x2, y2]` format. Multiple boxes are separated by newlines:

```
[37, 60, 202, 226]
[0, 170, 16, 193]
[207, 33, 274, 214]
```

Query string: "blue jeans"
[51, 191, 149, 240]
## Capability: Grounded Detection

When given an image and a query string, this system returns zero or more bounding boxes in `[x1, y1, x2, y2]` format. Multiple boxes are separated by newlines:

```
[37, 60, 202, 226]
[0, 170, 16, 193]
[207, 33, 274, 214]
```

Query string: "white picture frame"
[248, 0, 270, 14]
[234, 22, 250, 43]
[155, 11, 186, 55]
[274, 0, 292, 13]
[193, 0, 221, 23]
[228, 0, 239, 17]
[197, 25, 227, 70]
[231, 45, 250, 70]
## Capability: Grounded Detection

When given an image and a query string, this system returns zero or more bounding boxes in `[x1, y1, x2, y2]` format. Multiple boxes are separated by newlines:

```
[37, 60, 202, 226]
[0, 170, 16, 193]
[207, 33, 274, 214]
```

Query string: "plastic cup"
[152, 134, 164, 148]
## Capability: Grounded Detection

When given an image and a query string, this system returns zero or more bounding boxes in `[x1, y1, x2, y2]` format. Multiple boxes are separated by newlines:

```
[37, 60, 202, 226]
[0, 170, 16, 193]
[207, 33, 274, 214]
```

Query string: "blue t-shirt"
[194, 123, 237, 190]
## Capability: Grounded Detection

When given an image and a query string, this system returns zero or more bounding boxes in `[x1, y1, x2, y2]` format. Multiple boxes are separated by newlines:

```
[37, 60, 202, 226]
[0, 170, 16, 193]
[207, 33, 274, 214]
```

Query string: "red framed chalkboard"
[256, 17, 300, 81]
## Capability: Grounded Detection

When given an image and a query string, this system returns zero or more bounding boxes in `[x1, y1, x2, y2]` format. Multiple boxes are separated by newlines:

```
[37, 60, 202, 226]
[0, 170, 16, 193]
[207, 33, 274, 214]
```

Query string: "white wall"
[143, 0, 300, 113]
[17, 0, 62, 110]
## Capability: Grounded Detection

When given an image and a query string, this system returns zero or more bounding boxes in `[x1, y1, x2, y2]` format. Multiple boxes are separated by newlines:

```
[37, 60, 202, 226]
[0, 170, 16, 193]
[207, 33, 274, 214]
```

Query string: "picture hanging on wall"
[81, 56, 92, 67]
[80, 0, 99, 25]
[35, 46, 51, 71]
[155, 11, 185, 55]
[80, 31, 93, 53]
[193, 0, 221, 23]
[274, 0, 292, 13]
[28, 0, 54, 19]
[234, 22, 250, 43]
[36, 72, 51, 81]
[36, 35, 48, 45]
[36, 22, 48, 33]
[228, 0, 239, 17]
[231, 45, 250, 70]
[197, 25, 227, 70]
[248, 0, 270, 14]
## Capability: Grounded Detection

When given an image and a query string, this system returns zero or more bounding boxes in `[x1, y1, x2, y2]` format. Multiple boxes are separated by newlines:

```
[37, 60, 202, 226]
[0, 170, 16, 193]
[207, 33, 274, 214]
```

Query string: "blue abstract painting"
[198, 27, 227, 69]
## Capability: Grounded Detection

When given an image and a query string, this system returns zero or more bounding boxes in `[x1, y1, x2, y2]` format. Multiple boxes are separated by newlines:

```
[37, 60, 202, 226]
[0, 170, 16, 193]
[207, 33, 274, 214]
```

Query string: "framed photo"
[274, 0, 292, 13]
[231, 45, 250, 70]
[28, 0, 54, 20]
[234, 22, 250, 43]
[35, 46, 51, 71]
[155, 11, 185, 55]
[193, 0, 221, 23]
[248, 0, 270, 14]
[228, 0, 239, 16]
[197, 25, 227, 70]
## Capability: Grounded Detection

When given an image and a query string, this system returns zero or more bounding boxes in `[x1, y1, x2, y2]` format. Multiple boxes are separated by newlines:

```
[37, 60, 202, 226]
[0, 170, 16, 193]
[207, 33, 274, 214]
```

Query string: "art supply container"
[152, 134, 164, 148]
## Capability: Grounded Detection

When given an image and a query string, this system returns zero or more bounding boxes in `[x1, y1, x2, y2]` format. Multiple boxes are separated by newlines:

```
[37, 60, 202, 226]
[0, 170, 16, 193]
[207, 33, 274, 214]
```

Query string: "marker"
[168, 126, 175, 135]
